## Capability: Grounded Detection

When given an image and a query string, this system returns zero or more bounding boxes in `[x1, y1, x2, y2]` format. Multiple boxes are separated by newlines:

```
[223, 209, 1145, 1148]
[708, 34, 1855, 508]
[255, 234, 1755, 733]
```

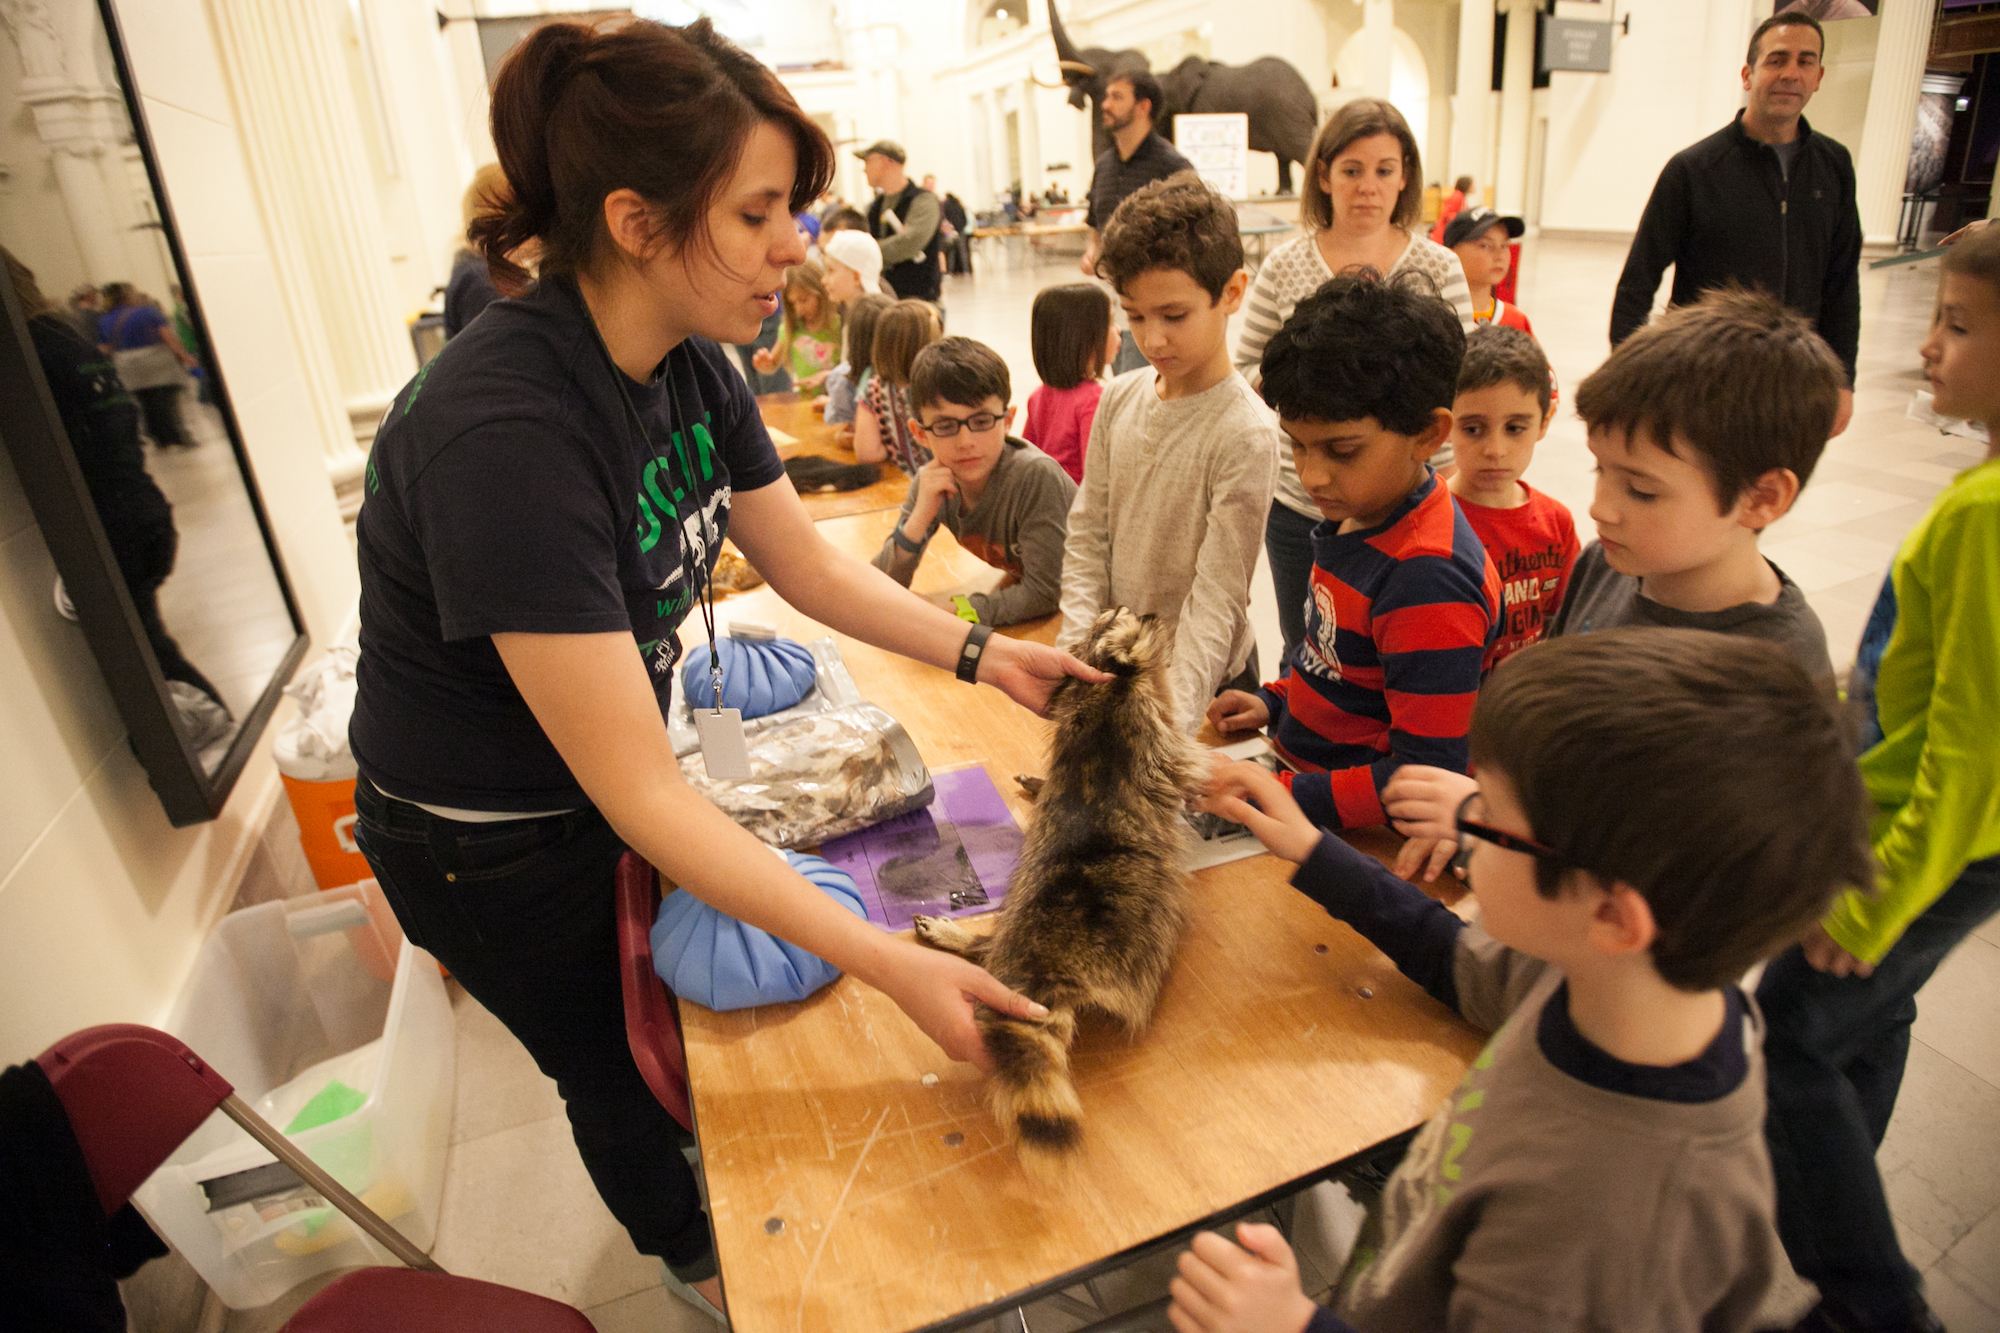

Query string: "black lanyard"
[588, 314, 724, 711]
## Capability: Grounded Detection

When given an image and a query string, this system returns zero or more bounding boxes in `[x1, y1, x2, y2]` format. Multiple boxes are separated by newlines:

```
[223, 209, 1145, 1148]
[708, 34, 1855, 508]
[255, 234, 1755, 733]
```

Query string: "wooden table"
[758, 393, 910, 521]
[680, 513, 1485, 1333]
[969, 221, 1092, 270]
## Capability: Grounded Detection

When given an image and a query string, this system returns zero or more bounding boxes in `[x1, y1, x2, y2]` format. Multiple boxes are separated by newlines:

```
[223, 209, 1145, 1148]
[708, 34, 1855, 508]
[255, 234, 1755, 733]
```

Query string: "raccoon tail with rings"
[979, 1004, 1083, 1163]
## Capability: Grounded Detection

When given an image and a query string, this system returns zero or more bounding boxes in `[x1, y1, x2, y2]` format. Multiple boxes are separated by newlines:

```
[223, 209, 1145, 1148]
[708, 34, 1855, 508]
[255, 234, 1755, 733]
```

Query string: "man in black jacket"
[1080, 70, 1192, 279]
[859, 141, 943, 302]
[1611, 10, 1860, 436]
[1081, 70, 1193, 373]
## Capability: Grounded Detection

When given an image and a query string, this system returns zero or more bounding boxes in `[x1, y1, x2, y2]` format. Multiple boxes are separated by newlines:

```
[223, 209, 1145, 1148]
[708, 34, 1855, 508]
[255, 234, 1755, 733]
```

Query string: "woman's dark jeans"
[1265, 499, 1319, 672]
[1759, 854, 2000, 1324]
[351, 775, 716, 1280]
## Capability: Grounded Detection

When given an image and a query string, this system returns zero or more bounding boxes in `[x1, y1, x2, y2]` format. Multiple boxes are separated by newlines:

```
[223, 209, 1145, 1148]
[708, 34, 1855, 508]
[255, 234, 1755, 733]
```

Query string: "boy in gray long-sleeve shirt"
[1056, 173, 1278, 732]
[1181, 629, 1876, 1333]
[872, 338, 1076, 626]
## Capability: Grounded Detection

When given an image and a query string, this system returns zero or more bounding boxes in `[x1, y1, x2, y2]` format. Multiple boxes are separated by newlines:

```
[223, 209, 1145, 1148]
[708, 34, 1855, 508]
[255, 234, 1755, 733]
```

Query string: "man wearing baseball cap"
[856, 141, 944, 302]
[1443, 207, 1533, 335]
[1609, 8, 1860, 436]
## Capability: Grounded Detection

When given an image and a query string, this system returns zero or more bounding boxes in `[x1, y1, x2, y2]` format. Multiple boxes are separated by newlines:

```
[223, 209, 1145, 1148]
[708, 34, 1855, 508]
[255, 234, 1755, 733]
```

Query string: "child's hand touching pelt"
[1200, 762, 1320, 864]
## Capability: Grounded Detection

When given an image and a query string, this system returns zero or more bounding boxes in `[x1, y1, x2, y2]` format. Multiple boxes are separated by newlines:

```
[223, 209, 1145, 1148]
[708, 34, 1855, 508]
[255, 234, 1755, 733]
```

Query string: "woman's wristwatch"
[955, 622, 994, 684]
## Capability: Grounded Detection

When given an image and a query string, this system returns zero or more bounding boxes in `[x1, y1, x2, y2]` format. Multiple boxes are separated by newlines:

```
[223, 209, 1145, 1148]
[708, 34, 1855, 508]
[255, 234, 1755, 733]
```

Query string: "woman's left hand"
[976, 633, 1110, 715]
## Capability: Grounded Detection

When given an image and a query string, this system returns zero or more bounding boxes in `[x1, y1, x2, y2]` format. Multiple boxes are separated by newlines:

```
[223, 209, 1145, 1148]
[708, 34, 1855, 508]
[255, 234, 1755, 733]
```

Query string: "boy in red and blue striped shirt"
[1210, 274, 1499, 829]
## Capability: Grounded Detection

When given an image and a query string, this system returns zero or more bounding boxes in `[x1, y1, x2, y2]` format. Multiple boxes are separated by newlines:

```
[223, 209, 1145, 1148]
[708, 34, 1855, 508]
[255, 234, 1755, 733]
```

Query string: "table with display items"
[758, 391, 911, 522]
[674, 508, 1484, 1333]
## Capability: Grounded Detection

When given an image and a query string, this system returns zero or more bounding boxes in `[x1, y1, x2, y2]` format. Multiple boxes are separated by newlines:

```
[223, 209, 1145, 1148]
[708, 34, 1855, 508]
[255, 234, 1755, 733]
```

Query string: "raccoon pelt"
[914, 607, 1205, 1167]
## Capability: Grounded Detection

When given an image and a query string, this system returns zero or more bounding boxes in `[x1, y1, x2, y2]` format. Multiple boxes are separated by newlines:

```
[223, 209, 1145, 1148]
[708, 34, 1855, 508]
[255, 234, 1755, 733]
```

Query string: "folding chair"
[614, 850, 695, 1132]
[37, 1024, 590, 1332]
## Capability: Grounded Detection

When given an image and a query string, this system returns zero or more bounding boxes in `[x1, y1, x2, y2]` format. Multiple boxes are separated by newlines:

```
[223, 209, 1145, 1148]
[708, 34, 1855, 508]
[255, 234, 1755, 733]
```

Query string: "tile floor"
[219, 236, 1999, 1332]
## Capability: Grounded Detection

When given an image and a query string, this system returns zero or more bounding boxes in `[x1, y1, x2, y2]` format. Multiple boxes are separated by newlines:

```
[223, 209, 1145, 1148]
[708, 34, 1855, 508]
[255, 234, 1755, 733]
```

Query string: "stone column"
[1495, 0, 1535, 214]
[989, 86, 1015, 198]
[1450, 0, 1495, 194]
[1361, 0, 1395, 101]
[206, 0, 412, 490]
[1855, 0, 1939, 245]
[1018, 78, 1043, 201]
[3, 0, 132, 283]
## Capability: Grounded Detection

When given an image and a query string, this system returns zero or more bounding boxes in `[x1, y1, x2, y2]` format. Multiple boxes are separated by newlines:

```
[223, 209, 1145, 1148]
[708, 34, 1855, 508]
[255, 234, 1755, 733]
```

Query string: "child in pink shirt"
[1023, 283, 1119, 483]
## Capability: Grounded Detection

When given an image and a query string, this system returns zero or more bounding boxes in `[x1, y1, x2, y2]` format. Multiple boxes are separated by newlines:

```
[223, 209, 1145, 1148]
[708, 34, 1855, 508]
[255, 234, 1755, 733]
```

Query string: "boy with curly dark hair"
[1208, 273, 1499, 830]
[1056, 171, 1280, 732]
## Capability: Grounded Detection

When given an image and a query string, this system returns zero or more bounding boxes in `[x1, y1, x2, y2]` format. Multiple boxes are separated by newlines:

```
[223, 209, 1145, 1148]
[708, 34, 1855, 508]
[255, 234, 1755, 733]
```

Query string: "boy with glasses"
[1177, 628, 1873, 1333]
[872, 337, 1076, 626]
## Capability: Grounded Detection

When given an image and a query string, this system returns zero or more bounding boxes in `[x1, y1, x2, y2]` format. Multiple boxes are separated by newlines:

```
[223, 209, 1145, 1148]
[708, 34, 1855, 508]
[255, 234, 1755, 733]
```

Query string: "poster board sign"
[1175, 113, 1249, 199]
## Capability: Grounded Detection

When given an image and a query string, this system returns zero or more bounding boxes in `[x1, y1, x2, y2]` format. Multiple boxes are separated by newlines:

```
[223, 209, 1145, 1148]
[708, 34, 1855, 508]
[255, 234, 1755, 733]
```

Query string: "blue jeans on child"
[350, 775, 717, 1281]
[1758, 854, 2000, 1323]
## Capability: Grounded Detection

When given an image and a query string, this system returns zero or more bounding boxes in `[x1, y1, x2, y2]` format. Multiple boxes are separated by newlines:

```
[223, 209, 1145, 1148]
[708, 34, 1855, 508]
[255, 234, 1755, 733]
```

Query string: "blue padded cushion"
[649, 851, 866, 1011]
[680, 636, 818, 719]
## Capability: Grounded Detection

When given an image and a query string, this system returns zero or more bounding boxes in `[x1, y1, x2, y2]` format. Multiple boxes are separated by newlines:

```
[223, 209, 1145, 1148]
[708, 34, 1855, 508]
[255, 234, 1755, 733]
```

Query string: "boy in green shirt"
[1760, 225, 2000, 1333]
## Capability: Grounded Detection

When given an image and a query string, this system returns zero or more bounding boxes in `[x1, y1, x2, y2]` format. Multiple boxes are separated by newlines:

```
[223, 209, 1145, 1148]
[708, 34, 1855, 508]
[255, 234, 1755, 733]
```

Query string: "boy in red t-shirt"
[1449, 326, 1578, 667]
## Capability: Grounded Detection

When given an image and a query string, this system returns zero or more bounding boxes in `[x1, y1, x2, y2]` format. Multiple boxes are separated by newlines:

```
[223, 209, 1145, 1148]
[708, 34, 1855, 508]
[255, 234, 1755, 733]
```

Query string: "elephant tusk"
[1031, 71, 1069, 88]
[1057, 59, 1097, 76]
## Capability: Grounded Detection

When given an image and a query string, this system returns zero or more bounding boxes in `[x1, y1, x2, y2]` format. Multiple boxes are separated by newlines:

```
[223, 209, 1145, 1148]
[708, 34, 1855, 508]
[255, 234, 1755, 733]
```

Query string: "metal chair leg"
[217, 1093, 442, 1273]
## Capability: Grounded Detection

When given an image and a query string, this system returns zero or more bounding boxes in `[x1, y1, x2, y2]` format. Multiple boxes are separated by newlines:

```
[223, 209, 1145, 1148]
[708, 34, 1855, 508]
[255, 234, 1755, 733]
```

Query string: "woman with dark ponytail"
[346, 19, 1099, 1316]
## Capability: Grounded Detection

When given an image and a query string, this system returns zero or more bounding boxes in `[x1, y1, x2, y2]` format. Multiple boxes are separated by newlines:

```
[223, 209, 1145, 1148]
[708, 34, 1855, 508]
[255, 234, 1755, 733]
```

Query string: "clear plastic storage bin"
[131, 880, 455, 1309]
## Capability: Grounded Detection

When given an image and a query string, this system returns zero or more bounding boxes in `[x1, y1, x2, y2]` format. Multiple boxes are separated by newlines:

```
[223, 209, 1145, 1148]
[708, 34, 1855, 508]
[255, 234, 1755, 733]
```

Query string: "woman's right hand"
[751, 347, 777, 373]
[873, 937, 1048, 1072]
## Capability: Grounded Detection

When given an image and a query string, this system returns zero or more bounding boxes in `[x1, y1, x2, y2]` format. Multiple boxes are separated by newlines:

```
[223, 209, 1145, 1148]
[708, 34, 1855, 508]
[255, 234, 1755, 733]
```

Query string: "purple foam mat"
[819, 766, 1023, 930]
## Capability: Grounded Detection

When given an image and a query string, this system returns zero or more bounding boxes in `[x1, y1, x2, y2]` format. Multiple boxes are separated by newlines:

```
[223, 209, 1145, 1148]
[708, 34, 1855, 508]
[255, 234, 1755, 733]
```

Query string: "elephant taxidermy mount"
[1044, 0, 1321, 195]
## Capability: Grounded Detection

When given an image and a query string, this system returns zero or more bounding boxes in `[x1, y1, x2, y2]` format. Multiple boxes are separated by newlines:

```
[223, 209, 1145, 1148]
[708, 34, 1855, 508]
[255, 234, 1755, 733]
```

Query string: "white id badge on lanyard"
[695, 708, 752, 779]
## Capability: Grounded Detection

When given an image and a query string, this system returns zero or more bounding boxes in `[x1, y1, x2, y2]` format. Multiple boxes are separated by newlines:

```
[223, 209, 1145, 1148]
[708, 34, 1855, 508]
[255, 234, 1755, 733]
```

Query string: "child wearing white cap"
[822, 229, 884, 303]
[816, 230, 888, 424]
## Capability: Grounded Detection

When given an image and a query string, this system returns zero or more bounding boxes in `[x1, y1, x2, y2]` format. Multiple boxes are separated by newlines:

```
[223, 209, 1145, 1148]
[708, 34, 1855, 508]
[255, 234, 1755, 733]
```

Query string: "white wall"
[0, 0, 358, 1064]
[1538, 0, 1881, 235]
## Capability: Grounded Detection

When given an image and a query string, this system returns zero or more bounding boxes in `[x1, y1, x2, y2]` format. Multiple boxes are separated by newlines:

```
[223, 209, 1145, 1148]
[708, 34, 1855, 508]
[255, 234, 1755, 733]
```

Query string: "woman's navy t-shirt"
[350, 276, 785, 810]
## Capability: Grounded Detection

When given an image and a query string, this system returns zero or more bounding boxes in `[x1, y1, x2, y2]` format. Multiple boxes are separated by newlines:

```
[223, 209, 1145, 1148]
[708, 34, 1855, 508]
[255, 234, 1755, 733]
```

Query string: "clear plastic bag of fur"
[678, 702, 935, 849]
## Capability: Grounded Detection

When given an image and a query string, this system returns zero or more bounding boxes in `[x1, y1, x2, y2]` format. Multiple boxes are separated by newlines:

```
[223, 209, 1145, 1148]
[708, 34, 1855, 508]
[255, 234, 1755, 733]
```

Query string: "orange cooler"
[279, 771, 372, 890]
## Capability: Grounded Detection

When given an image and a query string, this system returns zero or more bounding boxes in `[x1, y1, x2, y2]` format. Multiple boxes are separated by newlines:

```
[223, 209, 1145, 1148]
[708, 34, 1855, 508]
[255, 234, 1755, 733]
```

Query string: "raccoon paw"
[912, 914, 983, 959]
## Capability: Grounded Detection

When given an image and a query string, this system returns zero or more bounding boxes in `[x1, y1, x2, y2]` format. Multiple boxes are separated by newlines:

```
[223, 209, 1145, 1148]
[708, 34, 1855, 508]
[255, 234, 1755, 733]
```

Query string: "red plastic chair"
[36, 1024, 590, 1332]
[614, 851, 695, 1132]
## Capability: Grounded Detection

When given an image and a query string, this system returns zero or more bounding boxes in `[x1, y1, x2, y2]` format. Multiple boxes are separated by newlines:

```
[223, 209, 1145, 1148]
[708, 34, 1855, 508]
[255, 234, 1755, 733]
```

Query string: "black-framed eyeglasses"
[915, 410, 1004, 437]
[1449, 791, 1564, 878]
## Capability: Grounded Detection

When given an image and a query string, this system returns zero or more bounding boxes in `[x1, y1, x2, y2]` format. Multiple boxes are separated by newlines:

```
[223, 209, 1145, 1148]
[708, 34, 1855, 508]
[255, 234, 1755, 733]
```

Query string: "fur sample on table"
[914, 607, 1205, 1166]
